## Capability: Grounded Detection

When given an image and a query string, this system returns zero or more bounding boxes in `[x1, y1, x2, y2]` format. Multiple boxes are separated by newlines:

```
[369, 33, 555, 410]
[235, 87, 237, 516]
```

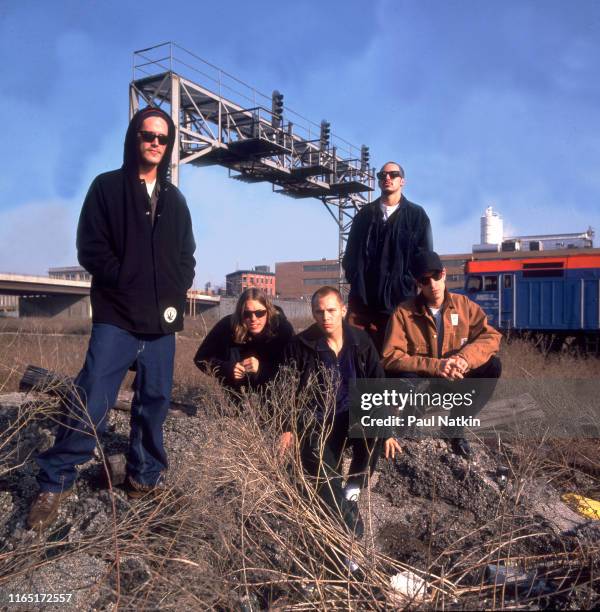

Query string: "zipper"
[151, 189, 161, 327]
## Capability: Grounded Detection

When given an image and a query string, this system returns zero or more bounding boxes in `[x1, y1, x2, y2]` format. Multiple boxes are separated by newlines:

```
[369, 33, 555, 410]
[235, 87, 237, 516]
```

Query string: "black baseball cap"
[413, 251, 444, 279]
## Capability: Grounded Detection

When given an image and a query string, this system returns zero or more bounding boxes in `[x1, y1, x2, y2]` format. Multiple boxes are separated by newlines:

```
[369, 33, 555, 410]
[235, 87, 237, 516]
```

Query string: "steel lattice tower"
[130, 43, 374, 288]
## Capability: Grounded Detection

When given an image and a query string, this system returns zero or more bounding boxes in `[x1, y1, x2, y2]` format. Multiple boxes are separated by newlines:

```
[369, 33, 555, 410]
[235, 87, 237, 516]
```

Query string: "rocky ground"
[0, 385, 599, 610]
[0, 389, 220, 610]
[368, 437, 600, 609]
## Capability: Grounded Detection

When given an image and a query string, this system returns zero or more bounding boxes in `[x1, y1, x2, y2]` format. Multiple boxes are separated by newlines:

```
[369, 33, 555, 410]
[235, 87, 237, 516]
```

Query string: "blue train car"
[463, 254, 600, 337]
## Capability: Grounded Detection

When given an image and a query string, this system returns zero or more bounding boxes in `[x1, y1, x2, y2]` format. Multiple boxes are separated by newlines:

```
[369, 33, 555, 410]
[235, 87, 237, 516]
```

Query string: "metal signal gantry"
[129, 42, 375, 286]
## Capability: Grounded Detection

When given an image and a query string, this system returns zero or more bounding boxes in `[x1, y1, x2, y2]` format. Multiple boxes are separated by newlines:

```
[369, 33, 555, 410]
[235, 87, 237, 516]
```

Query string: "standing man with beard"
[342, 161, 432, 354]
[28, 107, 196, 530]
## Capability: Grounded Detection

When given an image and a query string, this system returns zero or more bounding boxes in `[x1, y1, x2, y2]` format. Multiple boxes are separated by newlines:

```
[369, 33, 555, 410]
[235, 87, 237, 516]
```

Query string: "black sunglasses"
[377, 170, 402, 180]
[418, 271, 443, 285]
[138, 130, 169, 145]
[243, 309, 267, 319]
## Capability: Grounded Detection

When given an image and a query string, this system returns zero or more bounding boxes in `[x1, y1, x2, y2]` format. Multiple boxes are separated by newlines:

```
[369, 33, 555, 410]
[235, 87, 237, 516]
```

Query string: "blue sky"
[1, 0, 599, 289]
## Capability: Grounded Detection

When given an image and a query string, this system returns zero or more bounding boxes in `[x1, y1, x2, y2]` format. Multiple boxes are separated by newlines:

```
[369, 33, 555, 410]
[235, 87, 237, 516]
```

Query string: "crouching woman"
[194, 288, 294, 391]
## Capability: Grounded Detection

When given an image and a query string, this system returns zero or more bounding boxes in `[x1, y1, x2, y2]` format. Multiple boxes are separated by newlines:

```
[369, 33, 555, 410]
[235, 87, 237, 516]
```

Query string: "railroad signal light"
[320, 120, 331, 150]
[360, 145, 370, 171]
[272, 90, 284, 127]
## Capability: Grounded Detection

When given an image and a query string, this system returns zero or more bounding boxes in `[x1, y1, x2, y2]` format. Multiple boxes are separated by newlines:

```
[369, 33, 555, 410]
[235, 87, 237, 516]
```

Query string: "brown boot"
[125, 476, 164, 500]
[27, 489, 73, 530]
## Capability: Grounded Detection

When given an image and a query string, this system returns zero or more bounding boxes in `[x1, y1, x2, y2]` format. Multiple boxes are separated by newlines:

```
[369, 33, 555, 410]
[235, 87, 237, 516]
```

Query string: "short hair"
[379, 161, 405, 178]
[311, 286, 344, 309]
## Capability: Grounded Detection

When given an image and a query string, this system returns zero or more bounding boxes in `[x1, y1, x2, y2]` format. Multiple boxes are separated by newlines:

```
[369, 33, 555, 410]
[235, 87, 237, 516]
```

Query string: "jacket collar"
[414, 289, 456, 316]
[297, 321, 361, 351]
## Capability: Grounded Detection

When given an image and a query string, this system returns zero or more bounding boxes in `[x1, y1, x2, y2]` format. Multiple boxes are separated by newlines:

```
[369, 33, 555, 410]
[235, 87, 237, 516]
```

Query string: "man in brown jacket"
[382, 251, 502, 457]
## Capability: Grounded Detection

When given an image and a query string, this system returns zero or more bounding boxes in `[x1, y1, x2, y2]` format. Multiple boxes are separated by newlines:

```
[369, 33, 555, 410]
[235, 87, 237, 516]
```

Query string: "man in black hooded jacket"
[342, 161, 433, 354]
[28, 107, 196, 530]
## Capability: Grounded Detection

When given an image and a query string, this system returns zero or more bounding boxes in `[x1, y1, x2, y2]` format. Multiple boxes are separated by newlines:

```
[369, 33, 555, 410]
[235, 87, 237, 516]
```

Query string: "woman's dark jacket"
[283, 323, 384, 426]
[342, 195, 432, 315]
[193, 307, 294, 389]
[76, 107, 196, 335]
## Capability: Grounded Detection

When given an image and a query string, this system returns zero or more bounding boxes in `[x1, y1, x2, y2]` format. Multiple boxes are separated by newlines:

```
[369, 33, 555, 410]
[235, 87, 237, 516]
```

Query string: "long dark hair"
[231, 288, 279, 344]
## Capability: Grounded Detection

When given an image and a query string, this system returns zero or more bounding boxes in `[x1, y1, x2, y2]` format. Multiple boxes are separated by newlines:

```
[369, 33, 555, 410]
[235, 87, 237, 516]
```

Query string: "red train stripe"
[466, 255, 600, 273]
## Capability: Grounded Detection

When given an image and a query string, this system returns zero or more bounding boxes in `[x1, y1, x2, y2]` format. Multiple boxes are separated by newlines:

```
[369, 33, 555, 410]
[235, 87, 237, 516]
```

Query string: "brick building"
[275, 259, 340, 299]
[225, 266, 275, 297]
[275, 256, 469, 298]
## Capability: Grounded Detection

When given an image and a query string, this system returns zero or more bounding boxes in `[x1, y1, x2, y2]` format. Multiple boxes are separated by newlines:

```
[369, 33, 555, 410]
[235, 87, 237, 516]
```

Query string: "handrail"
[132, 42, 364, 159]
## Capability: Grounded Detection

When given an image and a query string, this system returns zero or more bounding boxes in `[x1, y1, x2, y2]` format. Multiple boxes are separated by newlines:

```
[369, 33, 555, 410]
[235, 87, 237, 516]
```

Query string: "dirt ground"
[0, 320, 599, 609]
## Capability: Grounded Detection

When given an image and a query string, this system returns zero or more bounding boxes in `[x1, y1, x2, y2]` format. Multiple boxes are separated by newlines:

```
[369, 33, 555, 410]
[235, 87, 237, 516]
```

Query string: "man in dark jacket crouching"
[279, 287, 401, 556]
[28, 107, 196, 530]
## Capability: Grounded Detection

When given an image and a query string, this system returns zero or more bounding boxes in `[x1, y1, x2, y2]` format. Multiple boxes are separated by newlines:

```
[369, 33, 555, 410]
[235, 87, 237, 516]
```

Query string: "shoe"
[450, 437, 473, 459]
[125, 476, 164, 500]
[27, 489, 73, 530]
[344, 486, 361, 502]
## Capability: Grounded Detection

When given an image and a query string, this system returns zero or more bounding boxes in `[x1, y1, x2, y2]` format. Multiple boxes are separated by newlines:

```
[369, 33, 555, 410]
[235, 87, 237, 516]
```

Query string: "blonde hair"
[231, 288, 279, 344]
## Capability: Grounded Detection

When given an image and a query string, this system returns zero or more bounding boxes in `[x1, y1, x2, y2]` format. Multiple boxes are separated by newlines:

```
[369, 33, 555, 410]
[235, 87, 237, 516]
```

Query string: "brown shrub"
[0, 326, 599, 608]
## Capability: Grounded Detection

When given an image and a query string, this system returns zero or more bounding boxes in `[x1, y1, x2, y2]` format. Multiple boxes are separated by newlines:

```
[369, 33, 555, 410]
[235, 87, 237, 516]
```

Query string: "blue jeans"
[36, 323, 175, 492]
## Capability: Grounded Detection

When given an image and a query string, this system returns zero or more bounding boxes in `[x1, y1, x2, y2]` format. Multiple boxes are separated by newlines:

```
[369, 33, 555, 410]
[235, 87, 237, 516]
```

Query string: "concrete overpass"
[0, 273, 220, 318]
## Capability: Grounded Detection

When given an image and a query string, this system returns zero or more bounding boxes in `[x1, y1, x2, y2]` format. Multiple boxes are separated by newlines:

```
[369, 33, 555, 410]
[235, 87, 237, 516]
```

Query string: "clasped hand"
[232, 357, 260, 380]
[438, 355, 469, 380]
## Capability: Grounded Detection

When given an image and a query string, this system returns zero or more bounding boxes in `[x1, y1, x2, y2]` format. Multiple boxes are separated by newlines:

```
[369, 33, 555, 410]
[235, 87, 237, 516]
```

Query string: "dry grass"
[0, 368, 452, 609]
[0, 370, 597, 609]
[0, 321, 599, 609]
[499, 336, 600, 379]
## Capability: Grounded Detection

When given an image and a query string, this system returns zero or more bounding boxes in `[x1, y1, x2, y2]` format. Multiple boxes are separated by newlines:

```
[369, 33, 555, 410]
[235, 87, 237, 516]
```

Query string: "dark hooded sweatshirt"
[76, 107, 196, 334]
[342, 195, 433, 315]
